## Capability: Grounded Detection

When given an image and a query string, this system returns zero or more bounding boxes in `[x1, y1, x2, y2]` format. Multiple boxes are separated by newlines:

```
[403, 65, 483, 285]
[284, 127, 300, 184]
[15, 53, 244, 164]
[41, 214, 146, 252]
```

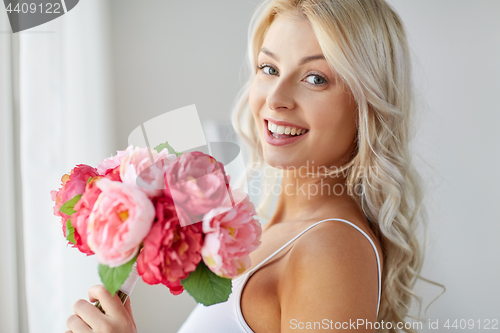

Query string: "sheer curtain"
[0, 12, 22, 333]
[0, 1, 115, 332]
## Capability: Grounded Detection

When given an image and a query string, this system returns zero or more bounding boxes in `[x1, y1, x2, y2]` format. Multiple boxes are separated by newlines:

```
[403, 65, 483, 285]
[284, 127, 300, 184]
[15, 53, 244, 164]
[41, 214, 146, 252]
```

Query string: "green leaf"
[59, 194, 82, 216]
[66, 218, 76, 245]
[87, 176, 93, 184]
[98, 255, 137, 296]
[154, 141, 182, 157]
[180, 260, 232, 306]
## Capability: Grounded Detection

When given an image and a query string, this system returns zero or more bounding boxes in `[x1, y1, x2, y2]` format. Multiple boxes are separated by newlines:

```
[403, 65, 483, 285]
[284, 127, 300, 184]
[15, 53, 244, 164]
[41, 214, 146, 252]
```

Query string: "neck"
[266, 167, 357, 227]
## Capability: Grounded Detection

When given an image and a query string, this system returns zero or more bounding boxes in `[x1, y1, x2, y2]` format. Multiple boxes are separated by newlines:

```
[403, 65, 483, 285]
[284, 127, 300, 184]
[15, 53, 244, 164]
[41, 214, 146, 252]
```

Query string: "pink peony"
[87, 178, 156, 267]
[71, 179, 100, 255]
[71, 167, 122, 255]
[50, 164, 99, 237]
[120, 147, 177, 198]
[137, 196, 203, 295]
[96, 145, 135, 175]
[164, 151, 231, 227]
[201, 189, 262, 279]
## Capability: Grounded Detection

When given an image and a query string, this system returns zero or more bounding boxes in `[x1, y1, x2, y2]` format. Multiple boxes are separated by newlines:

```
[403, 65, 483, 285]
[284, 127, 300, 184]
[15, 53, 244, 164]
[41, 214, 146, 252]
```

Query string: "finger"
[88, 285, 124, 317]
[73, 298, 105, 329]
[66, 314, 92, 333]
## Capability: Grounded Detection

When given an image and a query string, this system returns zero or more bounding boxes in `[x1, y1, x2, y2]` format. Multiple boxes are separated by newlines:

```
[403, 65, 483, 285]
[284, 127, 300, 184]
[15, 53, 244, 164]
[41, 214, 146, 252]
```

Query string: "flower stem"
[94, 290, 129, 314]
[94, 262, 139, 314]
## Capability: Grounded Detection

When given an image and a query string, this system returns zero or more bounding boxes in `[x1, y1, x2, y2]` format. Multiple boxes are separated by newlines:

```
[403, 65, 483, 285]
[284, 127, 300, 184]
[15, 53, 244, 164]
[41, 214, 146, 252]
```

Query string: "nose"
[266, 75, 295, 111]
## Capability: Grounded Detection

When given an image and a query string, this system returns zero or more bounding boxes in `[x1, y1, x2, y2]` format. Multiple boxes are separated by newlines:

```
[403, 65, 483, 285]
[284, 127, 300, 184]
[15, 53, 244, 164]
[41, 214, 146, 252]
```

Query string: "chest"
[237, 223, 306, 332]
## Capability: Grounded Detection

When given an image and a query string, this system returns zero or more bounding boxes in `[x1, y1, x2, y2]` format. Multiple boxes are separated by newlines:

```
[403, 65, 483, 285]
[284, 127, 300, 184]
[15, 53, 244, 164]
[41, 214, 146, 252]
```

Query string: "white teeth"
[267, 120, 307, 136]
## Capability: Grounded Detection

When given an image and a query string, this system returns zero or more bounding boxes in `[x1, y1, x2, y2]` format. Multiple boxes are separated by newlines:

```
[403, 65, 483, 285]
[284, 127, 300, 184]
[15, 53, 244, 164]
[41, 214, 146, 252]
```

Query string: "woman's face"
[249, 14, 358, 172]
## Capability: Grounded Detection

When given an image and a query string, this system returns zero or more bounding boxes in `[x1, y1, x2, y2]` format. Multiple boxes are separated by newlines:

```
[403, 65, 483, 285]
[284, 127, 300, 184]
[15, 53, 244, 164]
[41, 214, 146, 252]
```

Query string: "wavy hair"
[231, 0, 444, 332]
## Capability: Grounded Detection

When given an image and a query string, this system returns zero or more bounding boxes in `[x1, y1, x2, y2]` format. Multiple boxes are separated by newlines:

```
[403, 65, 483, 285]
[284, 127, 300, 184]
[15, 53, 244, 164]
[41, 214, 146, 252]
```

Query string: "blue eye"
[258, 64, 279, 76]
[304, 74, 327, 86]
[257, 64, 328, 86]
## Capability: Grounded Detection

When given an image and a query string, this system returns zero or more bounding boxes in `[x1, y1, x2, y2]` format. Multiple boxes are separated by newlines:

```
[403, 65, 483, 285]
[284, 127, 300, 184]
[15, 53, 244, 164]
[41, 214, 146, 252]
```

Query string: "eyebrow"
[260, 47, 326, 65]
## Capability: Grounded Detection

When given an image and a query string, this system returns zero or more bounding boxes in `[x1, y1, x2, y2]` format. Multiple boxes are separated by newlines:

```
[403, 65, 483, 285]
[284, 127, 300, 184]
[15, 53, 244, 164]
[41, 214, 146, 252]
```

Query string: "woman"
[66, 0, 433, 332]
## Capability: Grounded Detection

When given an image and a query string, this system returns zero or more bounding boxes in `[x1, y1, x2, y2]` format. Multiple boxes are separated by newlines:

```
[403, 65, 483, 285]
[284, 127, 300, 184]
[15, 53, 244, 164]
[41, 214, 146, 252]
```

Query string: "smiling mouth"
[265, 120, 309, 139]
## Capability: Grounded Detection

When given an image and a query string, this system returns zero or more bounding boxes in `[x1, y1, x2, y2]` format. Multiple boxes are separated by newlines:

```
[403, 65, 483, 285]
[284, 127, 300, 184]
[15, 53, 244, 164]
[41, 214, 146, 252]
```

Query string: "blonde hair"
[231, 0, 444, 332]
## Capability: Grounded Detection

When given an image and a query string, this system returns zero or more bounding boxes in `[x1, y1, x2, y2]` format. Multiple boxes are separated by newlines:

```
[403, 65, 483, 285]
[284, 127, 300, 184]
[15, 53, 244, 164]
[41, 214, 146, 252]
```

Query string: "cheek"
[310, 96, 358, 147]
[248, 84, 257, 116]
[316, 90, 357, 129]
[249, 78, 268, 116]
[249, 81, 262, 133]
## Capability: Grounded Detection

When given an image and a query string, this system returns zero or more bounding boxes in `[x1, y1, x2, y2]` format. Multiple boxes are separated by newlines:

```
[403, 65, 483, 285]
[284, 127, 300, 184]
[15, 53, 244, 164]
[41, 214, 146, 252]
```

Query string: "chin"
[263, 151, 302, 170]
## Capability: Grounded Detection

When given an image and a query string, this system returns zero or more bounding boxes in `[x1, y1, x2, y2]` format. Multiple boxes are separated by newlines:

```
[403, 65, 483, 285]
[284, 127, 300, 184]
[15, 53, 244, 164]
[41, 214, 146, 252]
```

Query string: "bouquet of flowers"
[50, 141, 262, 310]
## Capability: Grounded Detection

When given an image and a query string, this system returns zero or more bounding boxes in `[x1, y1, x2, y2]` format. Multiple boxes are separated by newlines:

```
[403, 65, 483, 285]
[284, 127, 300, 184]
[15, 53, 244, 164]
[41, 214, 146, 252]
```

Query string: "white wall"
[108, 0, 500, 331]
[108, 0, 261, 149]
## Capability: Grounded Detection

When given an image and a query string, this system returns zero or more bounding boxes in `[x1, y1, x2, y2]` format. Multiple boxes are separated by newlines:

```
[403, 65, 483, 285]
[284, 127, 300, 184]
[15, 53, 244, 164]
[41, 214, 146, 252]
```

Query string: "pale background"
[110, 0, 500, 331]
[1, 0, 499, 332]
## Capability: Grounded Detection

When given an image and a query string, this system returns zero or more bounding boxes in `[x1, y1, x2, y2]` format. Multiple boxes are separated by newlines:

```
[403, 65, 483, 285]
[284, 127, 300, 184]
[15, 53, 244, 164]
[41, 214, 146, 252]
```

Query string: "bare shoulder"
[292, 219, 381, 263]
[278, 220, 381, 332]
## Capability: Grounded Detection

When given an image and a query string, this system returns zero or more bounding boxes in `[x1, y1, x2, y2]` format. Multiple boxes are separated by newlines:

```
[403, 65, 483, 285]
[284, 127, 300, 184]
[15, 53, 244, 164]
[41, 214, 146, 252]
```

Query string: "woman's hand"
[65, 285, 137, 333]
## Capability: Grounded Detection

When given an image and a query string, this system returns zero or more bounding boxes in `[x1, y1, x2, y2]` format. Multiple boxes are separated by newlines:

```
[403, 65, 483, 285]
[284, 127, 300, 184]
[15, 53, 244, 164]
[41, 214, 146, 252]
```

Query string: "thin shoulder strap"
[248, 218, 382, 317]
[326, 218, 382, 317]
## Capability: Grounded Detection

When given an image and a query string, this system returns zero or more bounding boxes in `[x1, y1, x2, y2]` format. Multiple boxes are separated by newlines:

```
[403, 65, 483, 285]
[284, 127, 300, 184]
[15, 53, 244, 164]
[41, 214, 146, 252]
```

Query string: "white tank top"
[177, 218, 382, 333]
